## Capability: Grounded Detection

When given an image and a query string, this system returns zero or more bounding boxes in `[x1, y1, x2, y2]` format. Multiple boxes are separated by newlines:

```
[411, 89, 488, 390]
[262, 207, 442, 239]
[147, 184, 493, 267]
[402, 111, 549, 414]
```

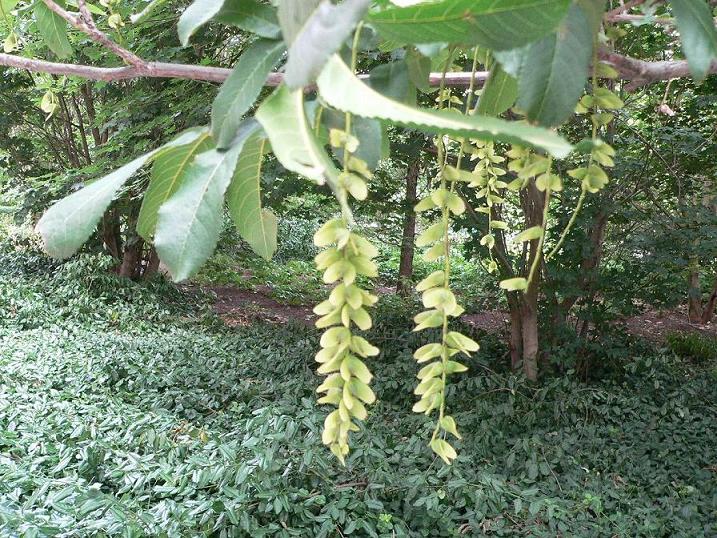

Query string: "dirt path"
[206, 284, 716, 340]
[208, 285, 314, 326]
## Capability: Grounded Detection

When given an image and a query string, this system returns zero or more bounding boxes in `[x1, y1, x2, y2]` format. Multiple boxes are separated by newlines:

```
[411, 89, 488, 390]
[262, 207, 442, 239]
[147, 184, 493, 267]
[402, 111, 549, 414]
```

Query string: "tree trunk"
[102, 209, 122, 260]
[518, 180, 545, 381]
[81, 82, 103, 147]
[687, 258, 703, 323]
[119, 236, 144, 279]
[397, 160, 420, 294]
[508, 294, 523, 370]
[70, 93, 92, 165]
[520, 286, 539, 381]
[144, 247, 161, 279]
[700, 273, 717, 323]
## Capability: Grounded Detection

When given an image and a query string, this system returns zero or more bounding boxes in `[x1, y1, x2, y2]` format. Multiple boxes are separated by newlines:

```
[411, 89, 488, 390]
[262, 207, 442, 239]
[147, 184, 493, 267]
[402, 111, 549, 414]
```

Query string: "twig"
[42, 0, 144, 66]
[605, 0, 648, 19]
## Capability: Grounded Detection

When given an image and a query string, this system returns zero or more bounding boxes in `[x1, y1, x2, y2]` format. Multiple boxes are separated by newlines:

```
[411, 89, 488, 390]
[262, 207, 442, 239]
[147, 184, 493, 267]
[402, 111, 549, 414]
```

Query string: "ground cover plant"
[1, 244, 716, 536]
[1, 0, 717, 534]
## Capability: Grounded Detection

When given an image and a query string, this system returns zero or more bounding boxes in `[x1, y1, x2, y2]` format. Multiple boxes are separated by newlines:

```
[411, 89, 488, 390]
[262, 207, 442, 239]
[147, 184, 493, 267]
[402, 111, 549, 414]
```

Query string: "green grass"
[1, 243, 716, 536]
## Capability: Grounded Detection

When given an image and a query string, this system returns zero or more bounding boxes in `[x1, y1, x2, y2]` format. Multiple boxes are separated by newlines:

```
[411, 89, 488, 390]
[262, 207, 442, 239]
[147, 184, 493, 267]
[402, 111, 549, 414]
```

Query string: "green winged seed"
[414, 342, 443, 363]
[416, 270, 445, 292]
[439, 416, 462, 439]
[514, 226, 543, 243]
[413, 310, 444, 331]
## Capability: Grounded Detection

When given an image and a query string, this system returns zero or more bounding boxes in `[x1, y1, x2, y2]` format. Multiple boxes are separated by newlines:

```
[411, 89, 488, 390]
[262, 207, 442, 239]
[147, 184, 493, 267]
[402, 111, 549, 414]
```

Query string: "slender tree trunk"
[687, 257, 703, 323]
[58, 94, 81, 167]
[508, 294, 523, 370]
[518, 181, 545, 381]
[144, 247, 161, 279]
[119, 237, 144, 279]
[81, 82, 103, 147]
[397, 160, 420, 294]
[102, 209, 122, 260]
[520, 286, 539, 381]
[700, 273, 717, 323]
[70, 94, 92, 165]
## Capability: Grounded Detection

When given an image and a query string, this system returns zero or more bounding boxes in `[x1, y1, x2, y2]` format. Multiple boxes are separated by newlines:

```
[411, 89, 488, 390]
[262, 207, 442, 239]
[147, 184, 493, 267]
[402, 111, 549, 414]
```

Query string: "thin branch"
[605, 0, 648, 19]
[0, 48, 713, 89]
[42, 0, 144, 66]
[0, 52, 489, 85]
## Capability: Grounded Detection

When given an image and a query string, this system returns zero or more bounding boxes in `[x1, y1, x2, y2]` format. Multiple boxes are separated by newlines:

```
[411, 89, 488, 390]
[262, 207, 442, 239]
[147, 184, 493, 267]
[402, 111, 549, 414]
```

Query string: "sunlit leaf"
[367, 0, 571, 51]
[316, 55, 573, 158]
[154, 122, 259, 281]
[280, 0, 371, 88]
[669, 0, 717, 81]
[226, 132, 277, 260]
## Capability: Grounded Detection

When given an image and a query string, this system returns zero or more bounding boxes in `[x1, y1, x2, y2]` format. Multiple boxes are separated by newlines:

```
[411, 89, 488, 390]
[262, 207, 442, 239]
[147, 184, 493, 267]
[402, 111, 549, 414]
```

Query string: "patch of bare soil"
[205, 284, 717, 343]
[619, 306, 717, 342]
[206, 285, 314, 326]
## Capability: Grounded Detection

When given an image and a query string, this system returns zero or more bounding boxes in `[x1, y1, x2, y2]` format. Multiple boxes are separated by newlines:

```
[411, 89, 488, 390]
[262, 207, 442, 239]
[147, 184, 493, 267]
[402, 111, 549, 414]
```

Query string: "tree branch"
[598, 48, 717, 89]
[0, 53, 489, 86]
[42, 0, 144, 66]
[0, 49, 712, 89]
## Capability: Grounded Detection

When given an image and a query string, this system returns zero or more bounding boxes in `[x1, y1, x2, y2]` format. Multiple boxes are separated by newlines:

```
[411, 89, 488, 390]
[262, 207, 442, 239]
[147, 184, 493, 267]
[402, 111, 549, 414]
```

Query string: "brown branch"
[598, 48, 717, 90]
[42, 0, 144, 66]
[0, 48, 713, 89]
[0, 53, 488, 86]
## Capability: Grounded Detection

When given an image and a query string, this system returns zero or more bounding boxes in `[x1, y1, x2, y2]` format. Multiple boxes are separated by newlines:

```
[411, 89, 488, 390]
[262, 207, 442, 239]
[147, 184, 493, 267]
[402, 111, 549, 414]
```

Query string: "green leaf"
[281, 0, 371, 88]
[322, 109, 384, 170]
[476, 63, 517, 117]
[130, 0, 169, 24]
[256, 85, 341, 188]
[36, 129, 208, 260]
[1, 0, 20, 15]
[316, 55, 572, 158]
[226, 132, 277, 260]
[37, 155, 152, 259]
[367, 0, 571, 51]
[137, 131, 214, 241]
[211, 39, 285, 149]
[669, 0, 717, 81]
[34, 0, 72, 58]
[154, 122, 259, 281]
[514, 3, 594, 127]
[367, 60, 416, 104]
[177, 0, 223, 46]
[215, 0, 281, 39]
[406, 47, 431, 92]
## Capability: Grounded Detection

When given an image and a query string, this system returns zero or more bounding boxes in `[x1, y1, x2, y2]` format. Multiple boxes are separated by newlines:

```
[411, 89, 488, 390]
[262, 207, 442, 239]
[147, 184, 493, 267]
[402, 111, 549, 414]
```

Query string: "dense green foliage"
[1, 240, 716, 536]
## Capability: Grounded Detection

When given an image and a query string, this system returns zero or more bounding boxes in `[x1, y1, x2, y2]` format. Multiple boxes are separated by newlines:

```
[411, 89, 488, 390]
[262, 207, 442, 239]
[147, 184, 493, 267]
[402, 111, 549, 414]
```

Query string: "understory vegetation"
[2, 0, 717, 534]
[1, 239, 716, 537]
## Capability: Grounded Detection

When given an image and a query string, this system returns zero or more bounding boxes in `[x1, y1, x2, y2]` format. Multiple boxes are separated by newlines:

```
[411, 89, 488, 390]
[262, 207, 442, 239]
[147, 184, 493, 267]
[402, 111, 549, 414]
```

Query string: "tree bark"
[518, 180, 545, 381]
[81, 82, 103, 147]
[70, 93, 92, 165]
[397, 160, 420, 294]
[508, 294, 523, 370]
[144, 247, 161, 279]
[700, 273, 717, 324]
[118, 236, 143, 279]
[101, 209, 122, 260]
[687, 257, 703, 323]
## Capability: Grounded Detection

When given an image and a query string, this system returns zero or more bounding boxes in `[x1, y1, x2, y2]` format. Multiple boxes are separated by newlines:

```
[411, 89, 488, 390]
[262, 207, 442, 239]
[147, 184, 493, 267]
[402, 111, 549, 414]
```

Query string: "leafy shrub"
[666, 332, 717, 363]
